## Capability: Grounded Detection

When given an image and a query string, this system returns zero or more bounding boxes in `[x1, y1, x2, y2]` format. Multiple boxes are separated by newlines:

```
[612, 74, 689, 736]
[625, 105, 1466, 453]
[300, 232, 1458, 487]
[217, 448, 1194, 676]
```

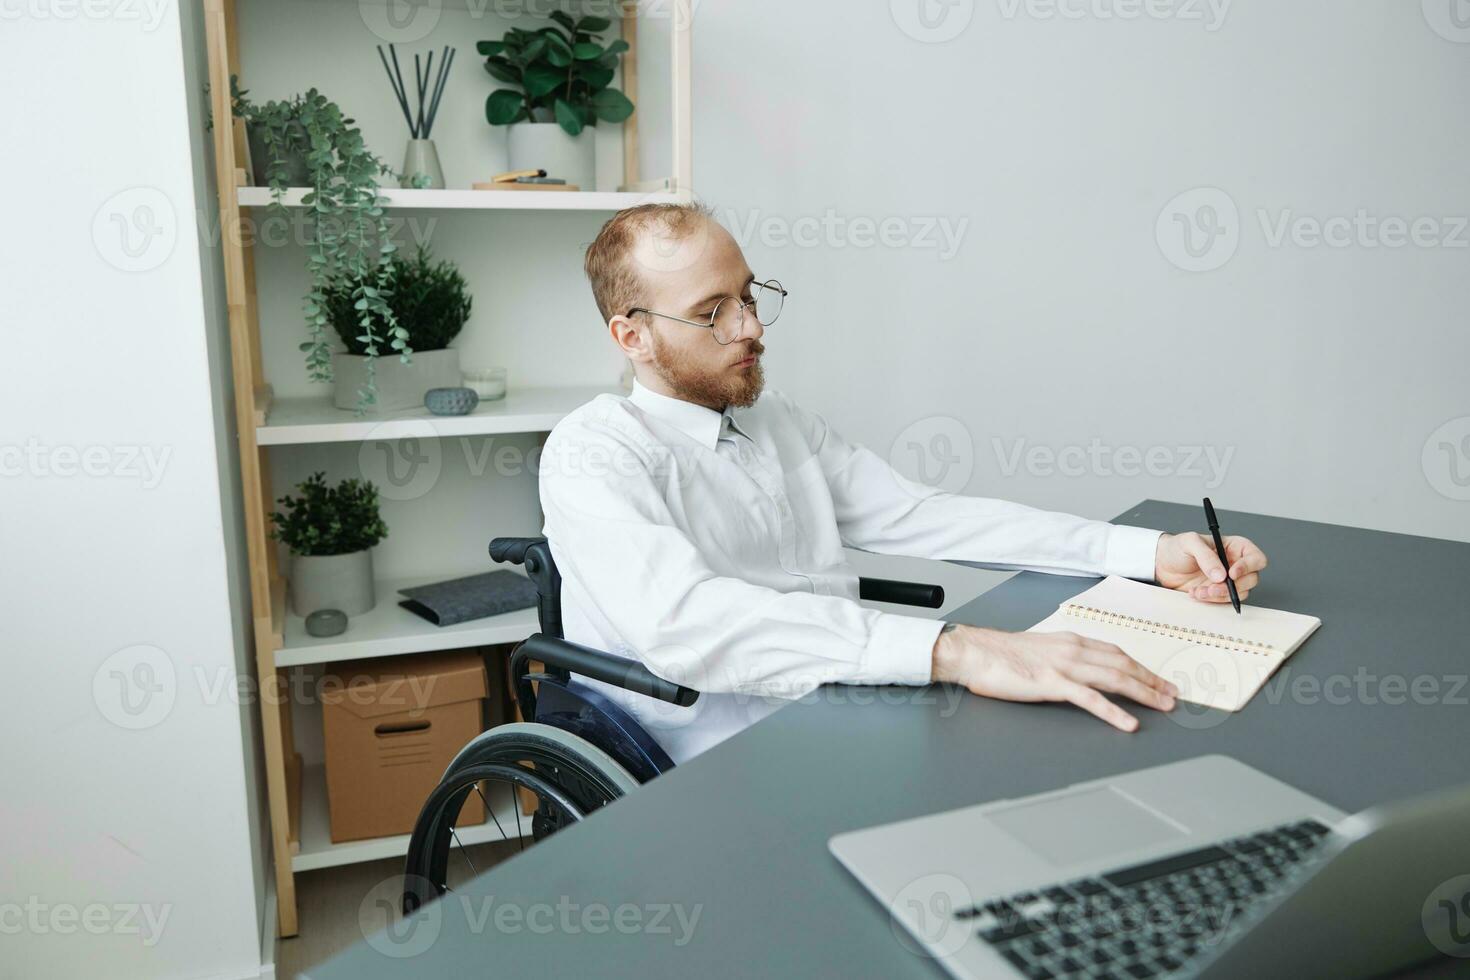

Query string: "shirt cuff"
[858, 613, 945, 686]
[1105, 524, 1163, 581]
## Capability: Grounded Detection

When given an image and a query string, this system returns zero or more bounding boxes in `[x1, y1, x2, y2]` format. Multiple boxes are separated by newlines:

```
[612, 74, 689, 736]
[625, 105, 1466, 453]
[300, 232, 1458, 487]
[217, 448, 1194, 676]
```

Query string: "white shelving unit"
[238, 186, 681, 211]
[277, 576, 541, 668]
[205, 0, 693, 937]
[291, 764, 530, 873]
[258, 385, 613, 446]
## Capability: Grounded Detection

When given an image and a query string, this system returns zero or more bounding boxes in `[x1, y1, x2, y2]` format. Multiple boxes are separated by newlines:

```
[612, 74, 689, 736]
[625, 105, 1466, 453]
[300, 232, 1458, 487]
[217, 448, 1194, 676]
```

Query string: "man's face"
[629, 217, 766, 410]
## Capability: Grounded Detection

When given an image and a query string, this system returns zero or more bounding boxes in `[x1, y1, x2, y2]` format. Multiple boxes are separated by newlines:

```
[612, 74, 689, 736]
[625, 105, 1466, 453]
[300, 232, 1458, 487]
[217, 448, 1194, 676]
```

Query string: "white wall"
[694, 0, 1470, 546]
[0, 3, 265, 978]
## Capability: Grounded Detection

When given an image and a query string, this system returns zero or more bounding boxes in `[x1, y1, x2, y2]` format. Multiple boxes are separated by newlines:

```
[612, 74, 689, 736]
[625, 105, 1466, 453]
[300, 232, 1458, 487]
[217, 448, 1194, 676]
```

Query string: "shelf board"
[257, 385, 611, 446]
[276, 574, 540, 668]
[237, 186, 682, 211]
[291, 763, 531, 873]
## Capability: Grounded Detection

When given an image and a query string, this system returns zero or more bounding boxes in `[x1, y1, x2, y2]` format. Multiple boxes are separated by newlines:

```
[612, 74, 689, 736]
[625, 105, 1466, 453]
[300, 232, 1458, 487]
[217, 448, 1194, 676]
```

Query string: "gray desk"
[312, 501, 1469, 978]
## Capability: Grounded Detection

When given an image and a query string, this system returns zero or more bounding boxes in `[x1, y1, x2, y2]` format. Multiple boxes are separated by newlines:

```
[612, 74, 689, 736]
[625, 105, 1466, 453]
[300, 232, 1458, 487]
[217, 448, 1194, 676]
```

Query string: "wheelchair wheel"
[402, 723, 639, 915]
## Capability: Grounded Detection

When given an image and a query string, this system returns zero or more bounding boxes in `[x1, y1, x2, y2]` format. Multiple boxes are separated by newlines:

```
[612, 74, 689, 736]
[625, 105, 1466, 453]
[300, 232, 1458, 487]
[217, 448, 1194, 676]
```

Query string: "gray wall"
[696, 0, 1470, 545]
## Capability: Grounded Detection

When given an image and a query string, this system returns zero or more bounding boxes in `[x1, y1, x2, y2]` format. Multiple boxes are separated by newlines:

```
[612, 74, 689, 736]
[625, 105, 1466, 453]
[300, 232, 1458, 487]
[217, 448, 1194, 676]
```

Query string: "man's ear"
[609, 314, 655, 364]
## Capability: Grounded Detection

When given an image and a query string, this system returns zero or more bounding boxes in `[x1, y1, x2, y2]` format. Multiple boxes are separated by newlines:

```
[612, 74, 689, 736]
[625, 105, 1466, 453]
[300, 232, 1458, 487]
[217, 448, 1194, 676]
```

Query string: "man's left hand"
[1155, 532, 1268, 603]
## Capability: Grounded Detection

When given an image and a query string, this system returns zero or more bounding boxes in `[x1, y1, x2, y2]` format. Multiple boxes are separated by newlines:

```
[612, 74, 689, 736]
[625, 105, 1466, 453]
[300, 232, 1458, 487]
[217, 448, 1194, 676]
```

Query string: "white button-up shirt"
[539, 381, 1161, 763]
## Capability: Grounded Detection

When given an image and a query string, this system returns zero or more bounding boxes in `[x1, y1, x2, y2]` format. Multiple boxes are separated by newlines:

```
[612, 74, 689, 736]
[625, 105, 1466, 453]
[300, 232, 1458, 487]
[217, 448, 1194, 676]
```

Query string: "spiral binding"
[1061, 604, 1278, 657]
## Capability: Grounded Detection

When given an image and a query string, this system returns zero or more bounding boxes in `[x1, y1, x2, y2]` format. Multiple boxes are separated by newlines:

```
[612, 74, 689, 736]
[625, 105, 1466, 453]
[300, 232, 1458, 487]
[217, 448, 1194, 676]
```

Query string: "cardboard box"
[321, 650, 488, 843]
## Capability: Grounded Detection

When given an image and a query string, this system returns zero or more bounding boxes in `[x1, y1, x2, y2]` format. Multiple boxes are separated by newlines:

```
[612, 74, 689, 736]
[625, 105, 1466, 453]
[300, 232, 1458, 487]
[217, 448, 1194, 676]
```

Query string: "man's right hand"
[930, 625, 1179, 732]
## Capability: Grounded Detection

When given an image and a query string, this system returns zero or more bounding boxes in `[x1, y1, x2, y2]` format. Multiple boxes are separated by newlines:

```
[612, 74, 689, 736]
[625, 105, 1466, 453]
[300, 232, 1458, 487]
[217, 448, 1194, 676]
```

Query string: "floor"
[275, 838, 520, 979]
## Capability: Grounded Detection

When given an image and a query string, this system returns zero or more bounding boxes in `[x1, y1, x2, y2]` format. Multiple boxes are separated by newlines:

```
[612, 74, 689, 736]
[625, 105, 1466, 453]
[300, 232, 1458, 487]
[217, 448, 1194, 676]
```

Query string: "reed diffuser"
[378, 43, 456, 189]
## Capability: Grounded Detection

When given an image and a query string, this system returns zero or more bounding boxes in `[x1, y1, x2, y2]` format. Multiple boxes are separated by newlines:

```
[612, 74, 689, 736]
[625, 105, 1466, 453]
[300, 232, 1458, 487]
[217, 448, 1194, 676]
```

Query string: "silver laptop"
[830, 755, 1470, 979]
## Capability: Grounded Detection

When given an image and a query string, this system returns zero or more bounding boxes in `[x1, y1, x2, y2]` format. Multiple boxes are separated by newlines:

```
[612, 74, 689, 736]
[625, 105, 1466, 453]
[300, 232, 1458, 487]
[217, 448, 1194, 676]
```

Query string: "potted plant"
[271, 472, 389, 617]
[478, 11, 634, 190]
[324, 246, 472, 411]
[230, 85, 418, 411]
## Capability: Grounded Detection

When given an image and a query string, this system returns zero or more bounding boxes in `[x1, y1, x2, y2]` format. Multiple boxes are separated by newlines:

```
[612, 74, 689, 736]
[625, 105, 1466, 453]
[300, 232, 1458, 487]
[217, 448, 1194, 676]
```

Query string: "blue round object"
[425, 386, 480, 416]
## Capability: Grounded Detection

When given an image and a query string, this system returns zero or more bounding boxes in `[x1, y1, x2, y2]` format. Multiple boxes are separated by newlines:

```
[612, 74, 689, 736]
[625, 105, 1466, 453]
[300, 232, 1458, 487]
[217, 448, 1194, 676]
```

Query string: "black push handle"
[858, 577, 945, 609]
[510, 633, 699, 721]
[489, 536, 563, 639]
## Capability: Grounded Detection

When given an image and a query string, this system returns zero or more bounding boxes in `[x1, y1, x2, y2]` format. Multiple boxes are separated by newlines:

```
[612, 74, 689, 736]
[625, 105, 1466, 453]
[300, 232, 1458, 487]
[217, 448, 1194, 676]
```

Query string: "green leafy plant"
[270, 472, 388, 557]
[478, 12, 634, 135]
[325, 246, 471, 355]
[231, 85, 424, 410]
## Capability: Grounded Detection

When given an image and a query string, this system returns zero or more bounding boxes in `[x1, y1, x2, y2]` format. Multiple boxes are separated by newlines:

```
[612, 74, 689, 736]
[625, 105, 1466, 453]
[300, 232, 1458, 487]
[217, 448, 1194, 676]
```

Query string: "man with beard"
[538, 203, 1267, 763]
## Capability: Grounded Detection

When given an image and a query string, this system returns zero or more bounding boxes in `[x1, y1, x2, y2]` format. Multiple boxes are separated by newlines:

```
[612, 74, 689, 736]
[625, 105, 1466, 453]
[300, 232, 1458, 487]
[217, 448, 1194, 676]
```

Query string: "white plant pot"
[506, 122, 595, 191]
[332, 349, 462, 412]
[290, 550, 375, 617]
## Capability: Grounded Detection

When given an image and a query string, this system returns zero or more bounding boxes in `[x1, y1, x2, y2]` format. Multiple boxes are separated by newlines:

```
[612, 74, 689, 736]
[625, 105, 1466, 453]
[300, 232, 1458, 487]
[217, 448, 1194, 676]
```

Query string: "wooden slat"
[201, 0, 300, 937]
[621, 9, 639, 189]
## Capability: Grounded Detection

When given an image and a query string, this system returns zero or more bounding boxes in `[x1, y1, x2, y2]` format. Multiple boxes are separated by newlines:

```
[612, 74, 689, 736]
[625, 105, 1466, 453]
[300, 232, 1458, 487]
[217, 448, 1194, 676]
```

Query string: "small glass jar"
[463, 366, 507, 401]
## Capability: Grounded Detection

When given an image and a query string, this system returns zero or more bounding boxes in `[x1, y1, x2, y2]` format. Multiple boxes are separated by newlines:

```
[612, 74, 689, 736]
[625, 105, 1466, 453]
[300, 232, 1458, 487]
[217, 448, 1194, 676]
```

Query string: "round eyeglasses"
[627, 279, 787, 345]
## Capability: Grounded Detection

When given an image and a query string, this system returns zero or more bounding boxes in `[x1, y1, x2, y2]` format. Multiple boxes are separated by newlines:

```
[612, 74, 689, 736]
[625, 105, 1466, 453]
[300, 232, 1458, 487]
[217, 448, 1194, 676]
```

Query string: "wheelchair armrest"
[858, 576, 945, 609]
[511, 633, 699, 722]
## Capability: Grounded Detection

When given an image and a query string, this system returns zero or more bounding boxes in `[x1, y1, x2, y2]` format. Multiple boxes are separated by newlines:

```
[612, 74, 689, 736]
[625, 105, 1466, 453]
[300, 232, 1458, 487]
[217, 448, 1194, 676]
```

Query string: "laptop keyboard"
[951, 818, 1333, 979]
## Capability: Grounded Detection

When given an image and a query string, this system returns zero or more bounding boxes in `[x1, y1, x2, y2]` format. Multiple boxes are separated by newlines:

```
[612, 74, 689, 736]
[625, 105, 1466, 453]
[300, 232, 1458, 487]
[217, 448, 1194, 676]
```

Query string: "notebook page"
[1028, 577, 1320, 712]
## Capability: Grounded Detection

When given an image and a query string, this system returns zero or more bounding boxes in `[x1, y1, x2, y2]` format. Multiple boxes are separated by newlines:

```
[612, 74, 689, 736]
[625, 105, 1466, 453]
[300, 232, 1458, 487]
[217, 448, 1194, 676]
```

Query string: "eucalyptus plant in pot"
[479, 11, 634, 190]
[324, 246, 472, 411]
[230, 84, 420, 411]
[271, 472, 388, 617]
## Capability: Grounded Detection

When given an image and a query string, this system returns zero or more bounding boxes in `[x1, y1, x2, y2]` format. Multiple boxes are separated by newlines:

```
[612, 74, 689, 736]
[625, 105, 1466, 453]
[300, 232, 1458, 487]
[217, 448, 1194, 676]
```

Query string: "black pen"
[1202, 497, 1241, 614]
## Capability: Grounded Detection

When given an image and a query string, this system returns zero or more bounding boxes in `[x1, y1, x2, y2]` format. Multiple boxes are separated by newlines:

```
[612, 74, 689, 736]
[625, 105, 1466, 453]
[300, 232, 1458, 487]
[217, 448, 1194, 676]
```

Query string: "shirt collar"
[628, 379, 745, 451]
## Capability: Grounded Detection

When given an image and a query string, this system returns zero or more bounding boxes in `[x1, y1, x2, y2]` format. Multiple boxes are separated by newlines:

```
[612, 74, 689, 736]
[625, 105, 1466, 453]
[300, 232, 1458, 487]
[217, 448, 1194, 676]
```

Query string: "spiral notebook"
[1028, 576, 1321, 712]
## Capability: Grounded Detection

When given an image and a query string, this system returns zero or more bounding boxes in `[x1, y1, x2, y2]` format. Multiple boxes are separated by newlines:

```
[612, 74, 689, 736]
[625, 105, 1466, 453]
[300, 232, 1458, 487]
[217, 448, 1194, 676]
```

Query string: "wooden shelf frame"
[200, 0, 693, 938]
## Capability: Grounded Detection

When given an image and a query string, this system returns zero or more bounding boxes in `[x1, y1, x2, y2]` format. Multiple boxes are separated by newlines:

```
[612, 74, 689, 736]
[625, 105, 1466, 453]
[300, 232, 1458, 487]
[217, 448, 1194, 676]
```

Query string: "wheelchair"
[401, 535, 944, 914]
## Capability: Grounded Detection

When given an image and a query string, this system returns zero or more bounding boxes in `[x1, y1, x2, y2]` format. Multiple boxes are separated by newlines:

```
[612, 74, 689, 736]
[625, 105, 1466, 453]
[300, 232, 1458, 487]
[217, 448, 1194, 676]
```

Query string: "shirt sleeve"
[539, 415, 940, 698]
[779, 394, 1162, 581]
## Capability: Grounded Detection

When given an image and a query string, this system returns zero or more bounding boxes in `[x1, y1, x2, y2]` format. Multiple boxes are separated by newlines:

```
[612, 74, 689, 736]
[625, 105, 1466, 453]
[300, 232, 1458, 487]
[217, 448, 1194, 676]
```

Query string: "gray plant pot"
[506, 122, 594, 190]
[332, 348, 462, 412]
[246, 121, 311, 187]
[290, 550, 375, 618]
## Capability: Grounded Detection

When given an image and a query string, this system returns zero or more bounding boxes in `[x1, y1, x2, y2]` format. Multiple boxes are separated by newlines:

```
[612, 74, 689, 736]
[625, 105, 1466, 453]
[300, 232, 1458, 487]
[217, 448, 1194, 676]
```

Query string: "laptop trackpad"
[986, 786, 1187, 868]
